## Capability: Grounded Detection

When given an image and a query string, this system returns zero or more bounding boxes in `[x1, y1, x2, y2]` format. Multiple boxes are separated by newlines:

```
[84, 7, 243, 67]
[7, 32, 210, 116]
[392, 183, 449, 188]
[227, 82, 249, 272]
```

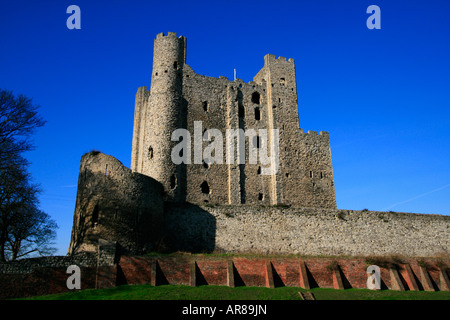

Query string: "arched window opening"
[201, 181, 210, 194]
[202, 101, 208, 112]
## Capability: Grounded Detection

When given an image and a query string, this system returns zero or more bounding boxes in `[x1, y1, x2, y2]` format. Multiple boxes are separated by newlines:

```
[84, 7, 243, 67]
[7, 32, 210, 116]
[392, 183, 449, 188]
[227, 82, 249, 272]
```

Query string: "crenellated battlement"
[155, 31, 185, 40]
[264, 54, 295, 66]
[152, 32, 187, 69]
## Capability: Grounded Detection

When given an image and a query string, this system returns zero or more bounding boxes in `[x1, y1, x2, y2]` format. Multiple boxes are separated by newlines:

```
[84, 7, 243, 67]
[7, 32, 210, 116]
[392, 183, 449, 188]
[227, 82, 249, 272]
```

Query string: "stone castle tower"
[130, 32, 336, 208]
[68, 32, 338, 255]
[131, 32, 187, 202]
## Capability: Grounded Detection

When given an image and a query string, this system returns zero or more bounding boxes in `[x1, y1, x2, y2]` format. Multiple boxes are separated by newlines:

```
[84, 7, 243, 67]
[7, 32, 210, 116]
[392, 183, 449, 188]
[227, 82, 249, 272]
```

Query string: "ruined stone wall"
[131, 86, 150, 173]
[68, 152, 164, 255]
[164, 204, 450, 258]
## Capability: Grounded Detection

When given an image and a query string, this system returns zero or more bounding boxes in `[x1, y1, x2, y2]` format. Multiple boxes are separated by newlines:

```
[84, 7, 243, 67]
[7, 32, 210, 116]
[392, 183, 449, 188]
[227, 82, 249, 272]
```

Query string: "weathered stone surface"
[165, 205, 450, 257]
[67, 152, 164, 255]
[0, 252, 97, 274]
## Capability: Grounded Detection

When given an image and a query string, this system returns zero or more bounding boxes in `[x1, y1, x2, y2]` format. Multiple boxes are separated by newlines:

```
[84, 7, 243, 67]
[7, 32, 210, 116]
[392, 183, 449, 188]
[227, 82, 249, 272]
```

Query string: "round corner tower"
[138, 32, 187, 202]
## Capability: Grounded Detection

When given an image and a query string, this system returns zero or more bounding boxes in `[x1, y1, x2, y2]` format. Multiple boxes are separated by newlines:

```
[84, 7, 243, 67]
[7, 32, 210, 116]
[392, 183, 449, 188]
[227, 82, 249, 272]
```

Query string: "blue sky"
[1, 0, 449, 256]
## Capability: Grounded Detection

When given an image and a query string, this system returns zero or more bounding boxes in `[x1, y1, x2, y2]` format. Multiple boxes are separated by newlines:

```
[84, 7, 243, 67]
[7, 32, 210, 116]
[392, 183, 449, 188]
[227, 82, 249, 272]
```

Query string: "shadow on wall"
[68, 153, 164, 256]
[161, 202, 216, 253]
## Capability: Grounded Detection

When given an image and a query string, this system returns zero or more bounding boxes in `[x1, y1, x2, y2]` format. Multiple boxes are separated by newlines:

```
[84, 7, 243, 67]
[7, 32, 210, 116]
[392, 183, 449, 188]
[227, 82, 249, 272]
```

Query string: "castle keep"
[131, 32, 336, 208]
[68, 33, 449, 258]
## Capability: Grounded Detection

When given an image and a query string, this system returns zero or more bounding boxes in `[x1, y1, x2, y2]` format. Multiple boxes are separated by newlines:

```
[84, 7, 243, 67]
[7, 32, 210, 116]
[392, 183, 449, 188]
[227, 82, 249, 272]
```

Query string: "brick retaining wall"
[117, 255, 450, 292]
[1, 253, 449, 299]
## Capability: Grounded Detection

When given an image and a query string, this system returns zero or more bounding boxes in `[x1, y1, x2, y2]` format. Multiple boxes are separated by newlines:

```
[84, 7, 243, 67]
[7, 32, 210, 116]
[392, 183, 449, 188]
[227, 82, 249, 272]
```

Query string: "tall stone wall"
[130, 86, 150, 173]
[282, 130, 336, 208]
[164, 204, 450, 258]
[182, 64, 278, 206]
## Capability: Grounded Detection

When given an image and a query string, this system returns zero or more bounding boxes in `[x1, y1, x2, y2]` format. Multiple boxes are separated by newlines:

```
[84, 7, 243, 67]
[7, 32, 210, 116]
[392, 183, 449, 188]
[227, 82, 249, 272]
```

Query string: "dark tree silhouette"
[0, 89, 56, 261]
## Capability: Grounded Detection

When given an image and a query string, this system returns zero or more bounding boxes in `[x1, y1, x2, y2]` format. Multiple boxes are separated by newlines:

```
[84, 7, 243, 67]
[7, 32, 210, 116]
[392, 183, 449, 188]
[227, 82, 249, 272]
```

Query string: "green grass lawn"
[23, 284, 450, 300]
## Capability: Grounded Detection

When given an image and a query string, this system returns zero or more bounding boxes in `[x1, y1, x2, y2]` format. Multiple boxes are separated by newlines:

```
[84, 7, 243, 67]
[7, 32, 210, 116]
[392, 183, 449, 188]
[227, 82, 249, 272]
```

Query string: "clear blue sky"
[1, 0, 449, 256]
